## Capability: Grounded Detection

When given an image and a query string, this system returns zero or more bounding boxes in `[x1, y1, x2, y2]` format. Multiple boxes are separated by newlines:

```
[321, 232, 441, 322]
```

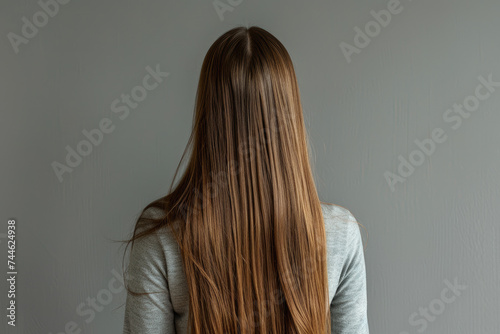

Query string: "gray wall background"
[1, 0, 499, 333]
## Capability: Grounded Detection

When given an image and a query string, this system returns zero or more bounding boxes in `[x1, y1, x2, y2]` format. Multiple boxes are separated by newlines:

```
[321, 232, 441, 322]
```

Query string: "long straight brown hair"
[123, 26, 331, 334]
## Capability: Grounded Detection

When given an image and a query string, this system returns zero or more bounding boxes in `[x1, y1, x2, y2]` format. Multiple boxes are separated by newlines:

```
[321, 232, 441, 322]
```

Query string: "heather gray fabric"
[122, 202, 369, 333]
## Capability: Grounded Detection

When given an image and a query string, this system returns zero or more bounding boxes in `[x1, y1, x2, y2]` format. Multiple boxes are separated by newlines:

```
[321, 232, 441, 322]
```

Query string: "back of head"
[132, 26, 330, 334]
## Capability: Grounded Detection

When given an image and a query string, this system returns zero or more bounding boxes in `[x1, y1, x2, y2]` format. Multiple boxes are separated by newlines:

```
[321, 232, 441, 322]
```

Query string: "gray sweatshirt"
[122, 202, 369, 333]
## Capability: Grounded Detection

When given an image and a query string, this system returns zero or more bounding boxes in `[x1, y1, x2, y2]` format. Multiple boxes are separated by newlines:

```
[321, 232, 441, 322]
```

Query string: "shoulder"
[320, 202, 361, 246]
[133, 206, 182, 255]
[135, 205, 181, 234]
[139, 205, 167, 221]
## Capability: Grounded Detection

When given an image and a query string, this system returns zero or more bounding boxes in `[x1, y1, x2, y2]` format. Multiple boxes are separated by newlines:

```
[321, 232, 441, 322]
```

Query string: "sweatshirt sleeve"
[330, 216, 369, 334]
[122, 223, 176, 334]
